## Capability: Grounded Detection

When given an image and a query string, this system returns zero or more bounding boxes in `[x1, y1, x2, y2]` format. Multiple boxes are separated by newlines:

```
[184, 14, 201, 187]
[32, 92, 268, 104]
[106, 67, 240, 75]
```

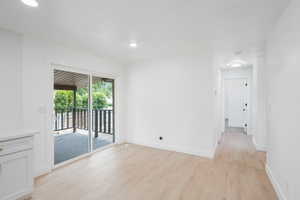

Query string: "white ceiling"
[0, 0, 289, 64]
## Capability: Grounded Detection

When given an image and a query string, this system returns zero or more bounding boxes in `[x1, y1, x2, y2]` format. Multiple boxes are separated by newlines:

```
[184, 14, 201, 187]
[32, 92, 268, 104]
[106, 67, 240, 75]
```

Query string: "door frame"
[50, 63, 119, 170]
[219, 66, 253, 134]
[223, 77, 249, 128]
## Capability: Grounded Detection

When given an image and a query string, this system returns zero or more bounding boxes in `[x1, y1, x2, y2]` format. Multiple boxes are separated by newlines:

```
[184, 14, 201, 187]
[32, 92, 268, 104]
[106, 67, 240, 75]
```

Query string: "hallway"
[215, 131, 267, 170]
[32, 132, 277, 200]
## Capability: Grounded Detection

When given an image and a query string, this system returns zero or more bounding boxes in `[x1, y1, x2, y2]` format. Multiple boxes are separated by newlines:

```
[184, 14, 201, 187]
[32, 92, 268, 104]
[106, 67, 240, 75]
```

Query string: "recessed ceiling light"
[129, 41, 137, 48]
[21, 0, 39, 7]
[226, 59, 247, 68]
[231, 63, 242, 68]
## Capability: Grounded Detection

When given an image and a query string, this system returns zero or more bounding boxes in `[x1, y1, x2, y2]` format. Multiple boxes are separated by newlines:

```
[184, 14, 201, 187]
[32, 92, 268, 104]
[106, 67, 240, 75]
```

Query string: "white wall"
[0, 30, 127, 177]
[253, 51, 268, 151]
[265, 0, 300, 199]
[0, 29, 22, 132]
[0, 28, 126, 177]
[20, 36, 126, 176]
[126, 56, 215, 158]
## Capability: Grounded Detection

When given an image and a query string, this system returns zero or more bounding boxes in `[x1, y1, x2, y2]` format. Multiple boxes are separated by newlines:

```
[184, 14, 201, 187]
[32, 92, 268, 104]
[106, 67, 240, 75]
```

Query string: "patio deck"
[54, 130, 112, 165]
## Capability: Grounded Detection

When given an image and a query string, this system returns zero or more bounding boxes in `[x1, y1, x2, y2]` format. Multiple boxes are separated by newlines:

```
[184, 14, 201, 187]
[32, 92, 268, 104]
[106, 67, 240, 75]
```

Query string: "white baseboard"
[3, 187, 33, 200]
[34, 166, 52, 178]
[265, 164, 287, 200]
[252, 136, 267, 152]
[128, 141, 215, 159]
[256, 144, 267, 152]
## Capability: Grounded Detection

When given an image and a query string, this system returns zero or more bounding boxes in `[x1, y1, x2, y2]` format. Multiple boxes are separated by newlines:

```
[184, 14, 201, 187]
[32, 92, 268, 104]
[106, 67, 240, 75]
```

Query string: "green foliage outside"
[54, 90, 74, 112]
[54, 81, 112, 112]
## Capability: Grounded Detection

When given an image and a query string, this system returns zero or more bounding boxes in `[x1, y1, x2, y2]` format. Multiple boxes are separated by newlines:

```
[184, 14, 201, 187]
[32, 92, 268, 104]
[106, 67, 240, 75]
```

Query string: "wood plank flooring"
[32, 133, 277, 200]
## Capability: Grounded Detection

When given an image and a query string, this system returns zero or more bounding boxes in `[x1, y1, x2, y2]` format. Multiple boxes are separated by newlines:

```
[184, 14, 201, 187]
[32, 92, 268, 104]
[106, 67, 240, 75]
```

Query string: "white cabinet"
[0, 134, 35, 200]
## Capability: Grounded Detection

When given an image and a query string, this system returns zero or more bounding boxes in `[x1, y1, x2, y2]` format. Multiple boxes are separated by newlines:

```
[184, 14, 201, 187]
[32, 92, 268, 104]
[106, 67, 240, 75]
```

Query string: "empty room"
[0, 0, 299, 199]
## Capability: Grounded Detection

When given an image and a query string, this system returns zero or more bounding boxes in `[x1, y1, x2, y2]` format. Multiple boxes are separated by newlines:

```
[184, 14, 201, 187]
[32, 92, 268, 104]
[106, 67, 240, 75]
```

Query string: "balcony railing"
[54, 108, 114, 136]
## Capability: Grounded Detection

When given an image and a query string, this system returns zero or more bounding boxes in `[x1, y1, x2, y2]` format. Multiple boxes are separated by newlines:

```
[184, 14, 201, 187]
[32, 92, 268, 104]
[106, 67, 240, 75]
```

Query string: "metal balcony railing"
[54, 108, 114, 136]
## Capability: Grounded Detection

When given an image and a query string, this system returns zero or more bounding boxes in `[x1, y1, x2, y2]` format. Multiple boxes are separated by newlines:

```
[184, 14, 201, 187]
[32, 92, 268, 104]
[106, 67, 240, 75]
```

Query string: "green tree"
[76, 91, 88, 109]
[93, 92, 107, 109]
[92, 81, 112, 99]
[54, 90, 74, 112]
[54, 80, 113, 111]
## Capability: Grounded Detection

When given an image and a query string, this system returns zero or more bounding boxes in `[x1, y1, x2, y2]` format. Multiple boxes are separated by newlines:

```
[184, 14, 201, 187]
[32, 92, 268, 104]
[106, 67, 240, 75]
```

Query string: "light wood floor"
[32, 133, 277, 200]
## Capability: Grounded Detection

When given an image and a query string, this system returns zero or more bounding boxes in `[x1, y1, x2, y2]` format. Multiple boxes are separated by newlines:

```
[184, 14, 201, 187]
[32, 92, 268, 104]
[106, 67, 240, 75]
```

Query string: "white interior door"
[225, 78, 248, 127]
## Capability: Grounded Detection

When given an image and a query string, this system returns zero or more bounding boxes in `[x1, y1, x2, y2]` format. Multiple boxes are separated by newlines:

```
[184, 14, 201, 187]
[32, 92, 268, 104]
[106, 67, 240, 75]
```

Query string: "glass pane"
[53, 69, 90, 165]
[91, 76, 114, 151]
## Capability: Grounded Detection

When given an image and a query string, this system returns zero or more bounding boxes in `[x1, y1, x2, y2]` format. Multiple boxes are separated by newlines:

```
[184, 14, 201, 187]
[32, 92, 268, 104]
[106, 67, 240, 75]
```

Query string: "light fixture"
[226, 59, 247, 68]
[230, 63, 242, 68]
[129, 41, 138, 48]
[21, 0, 39, 7]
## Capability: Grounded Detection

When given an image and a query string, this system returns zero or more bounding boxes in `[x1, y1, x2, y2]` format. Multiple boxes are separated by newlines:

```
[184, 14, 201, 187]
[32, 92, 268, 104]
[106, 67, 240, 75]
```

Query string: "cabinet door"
[0, 150, 33, 200]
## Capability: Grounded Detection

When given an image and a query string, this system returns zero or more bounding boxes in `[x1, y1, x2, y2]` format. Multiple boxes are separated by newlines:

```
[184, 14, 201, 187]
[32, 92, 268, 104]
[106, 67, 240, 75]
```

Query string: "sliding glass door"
[91, 76, 114, 151]
[53, 69, 115, 165]
[53, 70, 90, 165]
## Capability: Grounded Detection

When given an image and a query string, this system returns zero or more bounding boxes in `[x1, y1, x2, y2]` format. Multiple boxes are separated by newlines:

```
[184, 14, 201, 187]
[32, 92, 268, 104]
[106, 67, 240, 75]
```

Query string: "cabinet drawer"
[0, 150, 33, 200]
[0, 137, 33, 156]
